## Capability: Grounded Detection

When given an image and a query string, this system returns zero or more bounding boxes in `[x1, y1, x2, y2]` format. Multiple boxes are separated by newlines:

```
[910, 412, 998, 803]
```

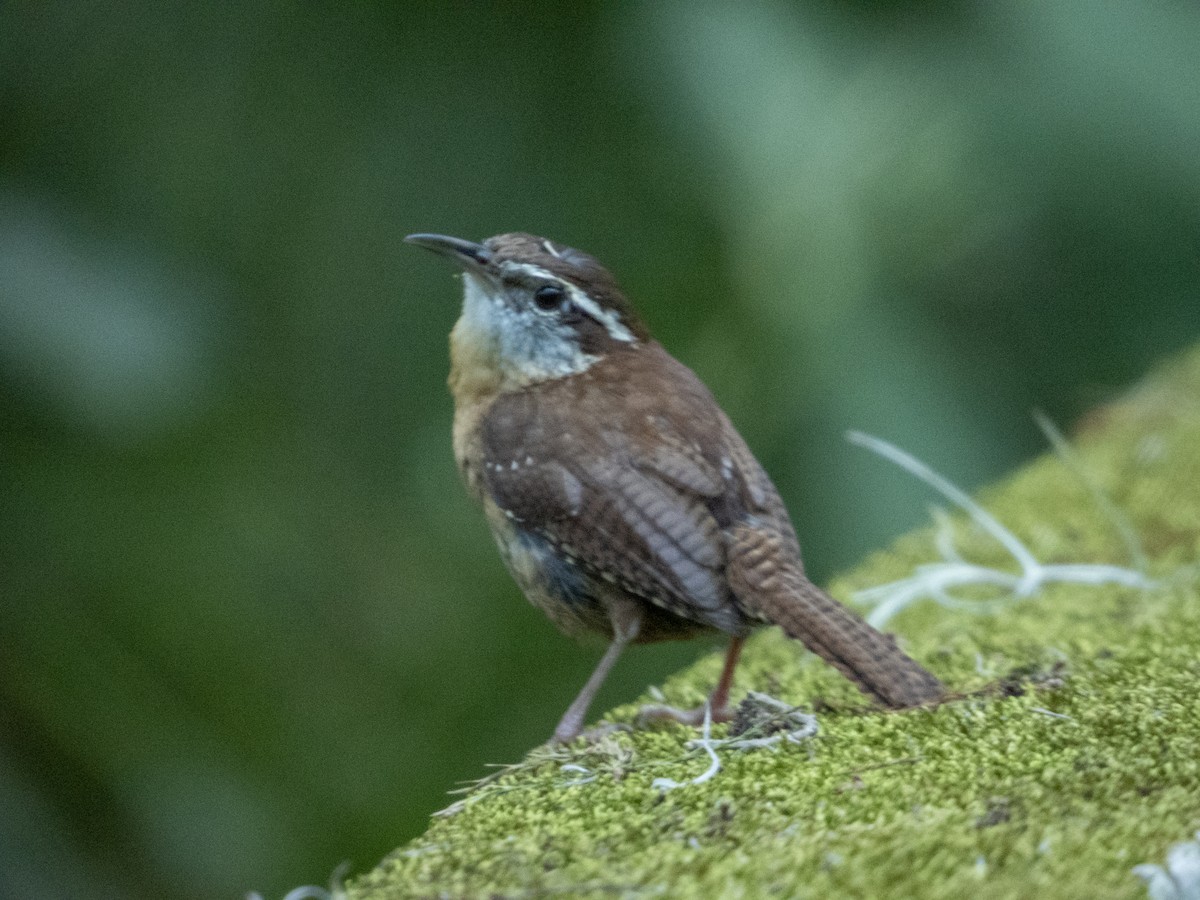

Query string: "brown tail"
[726, 524, 943, 708]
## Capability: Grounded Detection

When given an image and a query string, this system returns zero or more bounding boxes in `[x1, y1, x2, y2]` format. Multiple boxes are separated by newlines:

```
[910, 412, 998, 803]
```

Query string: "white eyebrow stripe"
[565, 284, 636, 342]
[500, 261, 636, 343]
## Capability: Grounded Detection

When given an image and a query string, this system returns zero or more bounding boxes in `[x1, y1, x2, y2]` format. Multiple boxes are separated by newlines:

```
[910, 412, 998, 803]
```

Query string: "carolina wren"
[407, 231, 943, 742]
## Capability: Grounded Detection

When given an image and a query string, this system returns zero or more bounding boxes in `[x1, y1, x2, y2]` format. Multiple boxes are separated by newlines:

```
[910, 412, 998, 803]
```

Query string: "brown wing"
[478, 344, 768, 635]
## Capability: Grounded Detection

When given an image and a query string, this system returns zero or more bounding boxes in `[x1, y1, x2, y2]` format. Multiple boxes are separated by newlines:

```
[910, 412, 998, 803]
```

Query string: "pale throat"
[447, 273, 598, 405]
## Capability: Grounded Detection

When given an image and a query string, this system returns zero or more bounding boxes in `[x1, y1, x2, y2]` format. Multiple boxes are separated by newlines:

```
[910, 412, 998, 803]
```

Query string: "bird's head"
[406, 232, 648, 390]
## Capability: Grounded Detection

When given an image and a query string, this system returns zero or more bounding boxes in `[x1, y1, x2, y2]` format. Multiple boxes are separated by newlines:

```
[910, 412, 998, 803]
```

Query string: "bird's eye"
[533, 284, 567, 311]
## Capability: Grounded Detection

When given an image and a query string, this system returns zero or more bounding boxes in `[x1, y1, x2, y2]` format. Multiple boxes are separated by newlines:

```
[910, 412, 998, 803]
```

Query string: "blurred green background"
[2, 2, 1198, 897]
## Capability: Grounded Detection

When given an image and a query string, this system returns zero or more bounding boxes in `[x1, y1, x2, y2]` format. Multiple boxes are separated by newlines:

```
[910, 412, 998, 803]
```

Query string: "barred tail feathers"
[726, 523, 943, 708]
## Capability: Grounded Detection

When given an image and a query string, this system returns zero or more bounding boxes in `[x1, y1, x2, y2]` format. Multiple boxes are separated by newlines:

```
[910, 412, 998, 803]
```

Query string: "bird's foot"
[635, 702, 735, 729]
[551, 721, 631, 745]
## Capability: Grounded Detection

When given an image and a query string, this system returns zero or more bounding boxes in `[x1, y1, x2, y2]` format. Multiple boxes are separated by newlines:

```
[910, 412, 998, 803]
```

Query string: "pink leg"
[553, 608, 641, 743]
[638, 635, 746, 728]
[708, 635, 745, 714]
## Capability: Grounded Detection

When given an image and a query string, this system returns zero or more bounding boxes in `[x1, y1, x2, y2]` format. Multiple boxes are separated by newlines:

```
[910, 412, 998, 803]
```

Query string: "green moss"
[350, 346, 1200, 899]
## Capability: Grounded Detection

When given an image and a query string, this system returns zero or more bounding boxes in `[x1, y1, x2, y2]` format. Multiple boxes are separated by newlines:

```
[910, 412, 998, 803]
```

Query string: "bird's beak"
[404, 233, 495, 278]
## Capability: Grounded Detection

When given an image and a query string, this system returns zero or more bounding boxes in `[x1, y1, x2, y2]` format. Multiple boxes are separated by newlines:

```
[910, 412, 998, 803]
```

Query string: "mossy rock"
[350, 346, 1200, 899]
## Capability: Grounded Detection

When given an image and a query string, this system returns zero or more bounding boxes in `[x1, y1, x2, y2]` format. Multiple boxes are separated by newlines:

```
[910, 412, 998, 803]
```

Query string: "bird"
[406, 231, 943, 742]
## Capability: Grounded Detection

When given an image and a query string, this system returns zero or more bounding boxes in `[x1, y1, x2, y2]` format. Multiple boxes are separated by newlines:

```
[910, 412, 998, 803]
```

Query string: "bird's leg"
[637, 635, 745, 728]
[552, 603, 641, 743]
[708, 634, 745, 714]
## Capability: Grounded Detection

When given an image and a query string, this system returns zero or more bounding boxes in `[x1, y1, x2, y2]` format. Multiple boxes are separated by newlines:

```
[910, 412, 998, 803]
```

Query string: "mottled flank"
[351, 344, 1200, 900]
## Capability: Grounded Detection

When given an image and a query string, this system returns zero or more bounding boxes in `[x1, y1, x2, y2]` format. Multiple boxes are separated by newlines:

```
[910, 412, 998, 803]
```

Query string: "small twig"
[652, 703, 721, 791]
[726, 691, 818, 748]
[559, 763, 597, 786]
[848, 430, 1040, 581]
[1029, 706, 1074, 721]
[845, 431, 1159, 628]
[1033, 409, 1149, 573]
[246, 862, 349, 900]
[650, 693, 819, 793]
[1133, 829, 1200, 898]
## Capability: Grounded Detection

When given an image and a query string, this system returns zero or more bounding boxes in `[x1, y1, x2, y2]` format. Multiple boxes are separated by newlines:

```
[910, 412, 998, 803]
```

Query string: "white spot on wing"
[560, 467, 584, 516]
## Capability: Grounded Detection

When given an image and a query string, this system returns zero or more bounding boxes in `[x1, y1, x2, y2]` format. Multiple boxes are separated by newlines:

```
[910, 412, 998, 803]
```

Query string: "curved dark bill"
[404, 233, 493, 269]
